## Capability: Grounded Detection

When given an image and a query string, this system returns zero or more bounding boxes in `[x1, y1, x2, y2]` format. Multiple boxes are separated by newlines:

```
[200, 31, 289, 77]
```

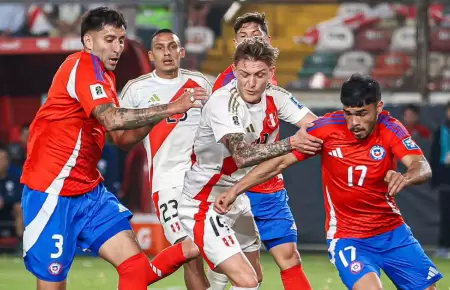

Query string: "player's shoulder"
[119, 72, 154, 99]
[180, 68, 209, 82]
[207, 81, 239, 111]
[377, 111, 409, 139]
[265, 83, 292, 98]
[308, 111, 346, 132]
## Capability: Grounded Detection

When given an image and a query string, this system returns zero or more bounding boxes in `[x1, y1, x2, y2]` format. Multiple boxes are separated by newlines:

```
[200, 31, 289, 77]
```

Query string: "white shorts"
[178, 193, 260, 269]
[152, 187, 188, 245]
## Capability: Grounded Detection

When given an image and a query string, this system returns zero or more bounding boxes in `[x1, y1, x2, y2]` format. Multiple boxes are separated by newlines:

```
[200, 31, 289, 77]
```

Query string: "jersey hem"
[328, 220, 405, 239]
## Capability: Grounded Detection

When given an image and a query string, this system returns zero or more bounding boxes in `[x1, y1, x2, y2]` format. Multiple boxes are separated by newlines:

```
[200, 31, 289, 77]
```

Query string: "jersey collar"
[151, 70, 182, 84]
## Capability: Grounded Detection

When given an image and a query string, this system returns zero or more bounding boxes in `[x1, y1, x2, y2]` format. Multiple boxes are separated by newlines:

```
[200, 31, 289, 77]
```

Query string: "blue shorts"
[22, 184, 133, 282]
[327, 224, 443, 290]
[246, 189, 297, 250]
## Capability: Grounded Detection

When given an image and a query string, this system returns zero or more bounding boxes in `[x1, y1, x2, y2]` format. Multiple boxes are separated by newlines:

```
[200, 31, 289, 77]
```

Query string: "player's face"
[0, 150, 9, 175]
[233, 59, 275, 104]
[234, 22, 271, 46]
[149, 33, 185, 77]
[83, 24, 126, 71]
[343, 102, 383, 139]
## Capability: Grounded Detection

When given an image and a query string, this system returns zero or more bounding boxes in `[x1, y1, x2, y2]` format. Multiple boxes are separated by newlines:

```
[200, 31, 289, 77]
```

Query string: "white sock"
[230, 286, 259, 290]
[207, 268, 229, 290]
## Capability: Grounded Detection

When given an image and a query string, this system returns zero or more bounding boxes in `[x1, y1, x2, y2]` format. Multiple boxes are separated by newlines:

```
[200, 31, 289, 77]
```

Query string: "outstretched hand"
[171, 87, 209, 114]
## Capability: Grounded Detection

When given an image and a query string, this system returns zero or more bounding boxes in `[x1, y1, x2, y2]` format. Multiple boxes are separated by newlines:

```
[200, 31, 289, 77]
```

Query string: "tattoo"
[92, 103, 171, 131]
[222, 133, 292, 168]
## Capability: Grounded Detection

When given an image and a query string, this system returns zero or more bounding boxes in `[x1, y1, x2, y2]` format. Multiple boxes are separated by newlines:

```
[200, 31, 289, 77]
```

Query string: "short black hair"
[234, 12, 269, 36]
[150, 28, 177, 47]
[403, 104, 420, 115]
[340, 74, 381, 107]
[80, 7, 127, 45]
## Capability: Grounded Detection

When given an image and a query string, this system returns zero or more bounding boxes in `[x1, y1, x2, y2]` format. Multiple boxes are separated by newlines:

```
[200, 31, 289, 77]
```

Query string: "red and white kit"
[179, 79, 310, 268]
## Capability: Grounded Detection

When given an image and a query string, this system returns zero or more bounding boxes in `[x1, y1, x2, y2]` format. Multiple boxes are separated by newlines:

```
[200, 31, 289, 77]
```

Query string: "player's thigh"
[178, 194, 242, 270]
[327, 238, 382, 290]
[22, 186, 84, 282]
[382, 226, 443, 290]
[77, 184, 136, 267]
[229, 194, 261, 253]
[216, 252, 258, 288]
[37, 280, 67, 290]
[152, 187, 188, 245]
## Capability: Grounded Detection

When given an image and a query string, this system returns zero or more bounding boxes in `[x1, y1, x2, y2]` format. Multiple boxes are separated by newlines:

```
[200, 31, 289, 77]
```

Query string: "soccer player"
[20, 7, 207, 290]
[119, 29, 212, 289]
[174, 37, 318, 290]
[215, 74, 444, 290]
[211, 12, 314, 290]
[213, 12, 276, 92]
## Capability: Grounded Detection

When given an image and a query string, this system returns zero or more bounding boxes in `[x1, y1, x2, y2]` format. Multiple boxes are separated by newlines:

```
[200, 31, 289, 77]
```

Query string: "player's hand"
[385, 170, 408, 196]
[214, 191, 238, 215]
[290, 123, 323, 155]
[170, 87, 209, 114]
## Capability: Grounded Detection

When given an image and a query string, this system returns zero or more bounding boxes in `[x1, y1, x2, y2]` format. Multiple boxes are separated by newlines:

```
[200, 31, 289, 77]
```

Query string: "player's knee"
[233, 269, 259, 288]
[271, 243, 301, 270]
[179, 238, 200, 260]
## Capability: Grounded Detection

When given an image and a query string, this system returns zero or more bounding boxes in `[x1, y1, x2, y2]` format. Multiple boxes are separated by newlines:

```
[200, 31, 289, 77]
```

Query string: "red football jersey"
[293, 111, 423, 239]
[212, 64, 282, 193]
[21, 51, 118, 196]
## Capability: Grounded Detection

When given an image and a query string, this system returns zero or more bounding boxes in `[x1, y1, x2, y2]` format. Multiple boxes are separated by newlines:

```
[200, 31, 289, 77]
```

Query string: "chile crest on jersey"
[370, 145, 386, 161]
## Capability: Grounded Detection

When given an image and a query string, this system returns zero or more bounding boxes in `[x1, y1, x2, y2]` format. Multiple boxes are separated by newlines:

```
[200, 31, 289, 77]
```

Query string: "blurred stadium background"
[0, 0, 450, 289]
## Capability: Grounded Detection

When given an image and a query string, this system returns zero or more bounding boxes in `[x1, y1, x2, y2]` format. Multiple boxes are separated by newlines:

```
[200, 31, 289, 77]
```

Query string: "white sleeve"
[118, 83, 137, 108]
[275, 92, 311, 125]
[206, 94, 246, 143]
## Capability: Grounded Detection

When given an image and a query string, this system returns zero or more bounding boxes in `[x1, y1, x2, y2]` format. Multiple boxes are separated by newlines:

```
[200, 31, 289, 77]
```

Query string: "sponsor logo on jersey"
[89, 83, 107, 100]
[350, 261, 363, 274]
[370, 145, 386, 161]
[289, 95, 304, 109]
[402, 137, 419, 150]
[48, 262, 63, 275]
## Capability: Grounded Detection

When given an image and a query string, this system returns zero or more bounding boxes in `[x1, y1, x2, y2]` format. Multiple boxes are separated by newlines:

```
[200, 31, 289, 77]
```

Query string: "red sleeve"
[386, 119, 424, 160]
[74, 54, 116, 117]
[212, 73, 226, 93]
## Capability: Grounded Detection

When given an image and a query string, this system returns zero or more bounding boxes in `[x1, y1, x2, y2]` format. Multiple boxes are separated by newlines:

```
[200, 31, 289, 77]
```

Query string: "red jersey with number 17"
[21, 51, 118, 196]
[293, 111, 423, 239]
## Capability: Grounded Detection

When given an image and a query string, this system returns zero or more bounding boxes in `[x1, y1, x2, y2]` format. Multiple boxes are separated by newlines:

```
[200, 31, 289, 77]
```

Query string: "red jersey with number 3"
[21, 51, 118, 196]
[293, 111, 423, 239]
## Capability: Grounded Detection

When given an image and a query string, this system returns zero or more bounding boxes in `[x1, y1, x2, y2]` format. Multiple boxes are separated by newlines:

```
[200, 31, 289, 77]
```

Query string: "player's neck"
[154, 68, 179, 80]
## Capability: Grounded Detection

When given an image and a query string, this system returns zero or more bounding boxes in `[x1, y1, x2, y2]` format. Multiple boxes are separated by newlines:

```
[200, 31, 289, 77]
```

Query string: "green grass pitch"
[0, 253, 448, 289]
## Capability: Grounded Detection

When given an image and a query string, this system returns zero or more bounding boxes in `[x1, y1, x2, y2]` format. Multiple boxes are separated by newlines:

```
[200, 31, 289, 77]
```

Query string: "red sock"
[117, 252, 149, 290]
[281, 264, 312, 290]
[147, 242, 188, 285]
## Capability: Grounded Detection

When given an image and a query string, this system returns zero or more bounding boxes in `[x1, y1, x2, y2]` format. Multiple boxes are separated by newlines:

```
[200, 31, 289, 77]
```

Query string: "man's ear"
[83, 33, 93, 51]
[377, 101, 384, 115]
[148, 50, 155, 62]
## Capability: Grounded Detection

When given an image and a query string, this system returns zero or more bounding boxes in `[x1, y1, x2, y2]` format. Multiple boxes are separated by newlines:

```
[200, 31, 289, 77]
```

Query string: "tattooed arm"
[93, 87, 208, 149]
[221, 133, 294, 169]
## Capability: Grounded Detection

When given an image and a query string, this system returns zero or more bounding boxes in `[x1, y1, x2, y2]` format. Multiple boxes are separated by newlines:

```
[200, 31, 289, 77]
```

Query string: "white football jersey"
[183, 79, 310, 203]
[119, 69, 212, 193]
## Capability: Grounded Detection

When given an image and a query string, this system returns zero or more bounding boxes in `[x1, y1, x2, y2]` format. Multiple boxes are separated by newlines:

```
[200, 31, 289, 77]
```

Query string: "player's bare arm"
[385, 155, 432, 196]
[215, 152, 298, 214]
[221, 133, 292, 168]
[93, 88, 207, 148]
